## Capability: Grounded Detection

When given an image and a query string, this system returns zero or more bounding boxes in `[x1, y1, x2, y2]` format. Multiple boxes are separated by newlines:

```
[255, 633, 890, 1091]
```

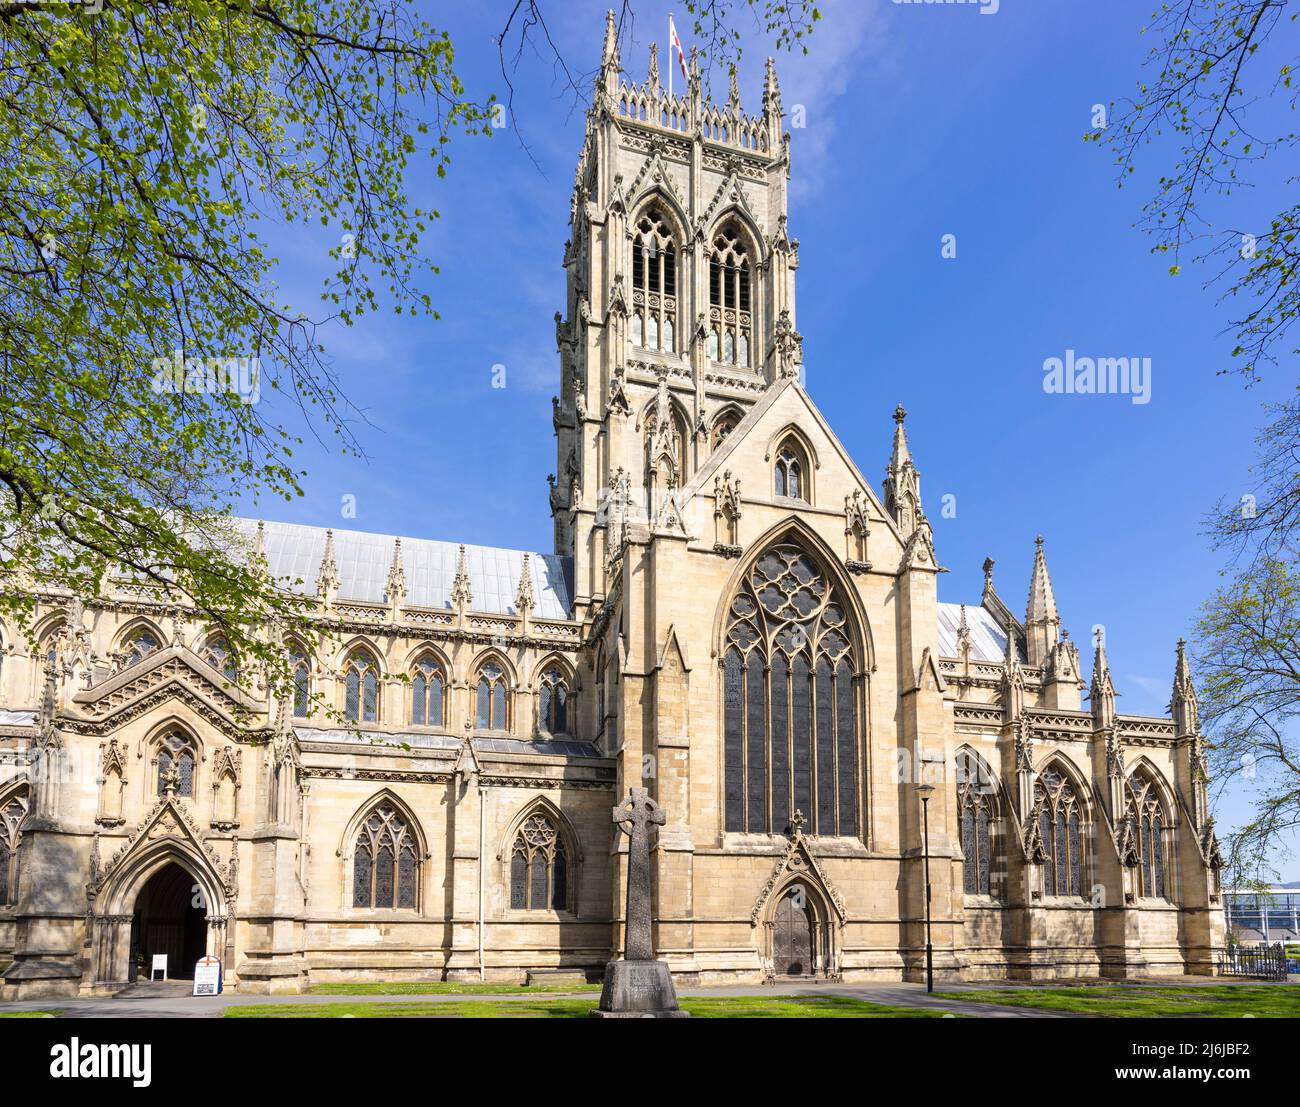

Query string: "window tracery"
[410, 654, 445, 727]
[476, 661, 509, 730]
[709, 224, 752, 366]
[537, 665, 571, 735]
[156, 731, 196, 798]
[352, 803, 418, 909]
[1125, 773, 1168, 899]
[509, 813, 569, 911]
[631, 207, 678, 353]
[723, 542, 859, 837]
[1034, 765, 1084, 897]
[345, 649, 380, 724]
[0, 792, 28, 906]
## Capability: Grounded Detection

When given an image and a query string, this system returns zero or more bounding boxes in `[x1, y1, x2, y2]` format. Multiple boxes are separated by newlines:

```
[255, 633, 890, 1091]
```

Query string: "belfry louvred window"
[352, 804, 418, 909]
[722, 542, 859, 837]
[631, 208, 677, 353]
[708, 224, 752, 367]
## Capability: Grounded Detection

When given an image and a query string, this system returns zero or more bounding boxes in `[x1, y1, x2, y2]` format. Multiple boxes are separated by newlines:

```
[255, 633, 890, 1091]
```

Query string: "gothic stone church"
[0, 15, 1225, 999]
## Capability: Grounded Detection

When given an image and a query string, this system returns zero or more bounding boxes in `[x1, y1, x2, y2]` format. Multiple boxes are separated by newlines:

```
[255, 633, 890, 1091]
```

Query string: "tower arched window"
[774, 440, 808, 501]
[351, 803, 418, 909]
[537, 665, 571, 736]
[201, 635, 238, 682]
[956, 751, 1000, 898]
[723, 542, 859, 837]
[475, 661, 509, 730]
[288, 643, 310, 718]
[509, 812, 569, 911]
[410, 654, 445, 727]
[709, 224, 752, 367]
[1034, 765, 1084, 898]
[122, 627, 160, 667]
[631, 207, 677, 353]
[0, 791, 28, 906]
[156, 731, 197, 797]
[1125, 773, 1169, 900]
[344, 649, 380, 724]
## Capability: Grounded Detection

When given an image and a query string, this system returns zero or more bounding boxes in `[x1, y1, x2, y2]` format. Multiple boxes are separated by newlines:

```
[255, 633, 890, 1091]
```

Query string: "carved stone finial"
[450, 543, 472, 612]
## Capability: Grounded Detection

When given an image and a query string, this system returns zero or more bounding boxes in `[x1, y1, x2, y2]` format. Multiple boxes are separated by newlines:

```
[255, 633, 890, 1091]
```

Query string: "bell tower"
[552, 10, 802, 614]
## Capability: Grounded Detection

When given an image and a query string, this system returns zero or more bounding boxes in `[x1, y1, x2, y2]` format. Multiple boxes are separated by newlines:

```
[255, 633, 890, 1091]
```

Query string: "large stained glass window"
[509, 813, 569, 911]
[723, 542, 859, 837]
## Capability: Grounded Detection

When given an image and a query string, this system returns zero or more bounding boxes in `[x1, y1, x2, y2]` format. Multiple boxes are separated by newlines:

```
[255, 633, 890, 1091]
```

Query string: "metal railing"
[1218, 944, 1289, 980]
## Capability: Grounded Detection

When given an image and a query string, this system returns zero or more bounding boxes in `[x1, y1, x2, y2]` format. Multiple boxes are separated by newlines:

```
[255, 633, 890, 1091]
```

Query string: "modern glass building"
[1223, 885, 1300, 944]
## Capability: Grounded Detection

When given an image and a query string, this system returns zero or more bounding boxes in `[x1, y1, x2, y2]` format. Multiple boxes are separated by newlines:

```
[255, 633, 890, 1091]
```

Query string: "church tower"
[552, 11, 801, 613]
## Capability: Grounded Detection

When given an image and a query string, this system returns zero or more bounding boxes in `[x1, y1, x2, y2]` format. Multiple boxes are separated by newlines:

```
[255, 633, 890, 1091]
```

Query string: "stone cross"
[612, 787, 665, 961]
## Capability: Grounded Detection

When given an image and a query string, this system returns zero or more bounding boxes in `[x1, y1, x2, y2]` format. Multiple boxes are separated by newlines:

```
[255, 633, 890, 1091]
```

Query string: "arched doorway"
[773, 889, 814, 976]
[128, 862, 207, 981]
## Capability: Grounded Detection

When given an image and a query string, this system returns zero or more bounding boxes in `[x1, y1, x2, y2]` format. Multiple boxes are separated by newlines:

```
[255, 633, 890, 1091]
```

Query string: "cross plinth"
[592, 787, 688, 1017]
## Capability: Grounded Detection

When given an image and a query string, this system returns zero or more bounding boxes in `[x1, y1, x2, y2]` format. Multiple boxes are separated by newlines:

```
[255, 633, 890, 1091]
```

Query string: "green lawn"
[225, 995, 960, 1019]
[308, 981, 601, 996]
[935, 984, 1299, 1018]
[0, 1010, 60, 1018]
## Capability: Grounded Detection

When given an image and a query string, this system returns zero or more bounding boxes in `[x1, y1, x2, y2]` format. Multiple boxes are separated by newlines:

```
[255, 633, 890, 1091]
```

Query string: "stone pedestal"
[590, 959, 689, 1018]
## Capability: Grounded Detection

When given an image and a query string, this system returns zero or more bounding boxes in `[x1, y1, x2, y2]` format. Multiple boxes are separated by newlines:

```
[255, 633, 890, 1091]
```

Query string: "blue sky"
[245, 1, 1297, 877]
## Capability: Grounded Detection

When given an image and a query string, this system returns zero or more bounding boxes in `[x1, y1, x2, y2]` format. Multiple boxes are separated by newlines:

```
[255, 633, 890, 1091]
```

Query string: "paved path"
[0, 979, 1080, 1019]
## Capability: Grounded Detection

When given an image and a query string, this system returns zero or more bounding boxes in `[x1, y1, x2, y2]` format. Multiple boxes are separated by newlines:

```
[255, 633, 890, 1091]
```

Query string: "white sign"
[192, 956, 222, 996]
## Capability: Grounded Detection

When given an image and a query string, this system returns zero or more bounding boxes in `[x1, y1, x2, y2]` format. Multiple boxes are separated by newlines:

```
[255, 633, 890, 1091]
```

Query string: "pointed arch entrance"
[772, 888, 814, 976]
[88, 802, 233, 991]
[129, 861, 207, 980]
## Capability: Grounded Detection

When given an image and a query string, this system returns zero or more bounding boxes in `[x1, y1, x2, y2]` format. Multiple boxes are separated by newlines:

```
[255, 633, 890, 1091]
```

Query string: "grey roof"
[235, 519, 573, 620]
[936, 601, 1014, 662]
[0, 710, 35, 727]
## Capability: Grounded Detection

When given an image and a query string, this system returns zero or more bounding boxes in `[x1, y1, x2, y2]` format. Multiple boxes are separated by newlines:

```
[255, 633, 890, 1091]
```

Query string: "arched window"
[723, 541, 859, 837]
[1125, 773, 1169, 899]
[156, 731, 197, 798]
[410, 654, 445, 727]
[201, 635, 238, 682]
[122, 626, 161, 666]
[1035, 765, 1084, 898]
[0, 791, 28, 906]
[537, 665, 571, 736]
[344, 649, 380, 724]
[709, 224, 752, 367]
[288, 643, 310, 718]
[351, 803, 418, 909]
[956, 751, 999, 897]
[631, 207, 678, 353]
[476, 661, 509, 730]
[774, 440, 807, 501]
[712, 413, 739, 451]
[509, 812, 569, 911]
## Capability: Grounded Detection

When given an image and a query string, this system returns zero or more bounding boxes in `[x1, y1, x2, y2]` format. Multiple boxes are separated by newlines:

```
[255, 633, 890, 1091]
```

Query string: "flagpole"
[668, 12, 673, 99]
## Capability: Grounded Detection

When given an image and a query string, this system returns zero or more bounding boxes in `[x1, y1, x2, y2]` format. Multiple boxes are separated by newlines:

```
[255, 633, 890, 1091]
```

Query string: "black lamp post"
[917, 781, 935, 993]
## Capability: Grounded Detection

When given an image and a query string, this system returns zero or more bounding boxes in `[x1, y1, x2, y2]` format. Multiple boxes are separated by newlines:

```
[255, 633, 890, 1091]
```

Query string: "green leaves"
[0, 1, 488, 706]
